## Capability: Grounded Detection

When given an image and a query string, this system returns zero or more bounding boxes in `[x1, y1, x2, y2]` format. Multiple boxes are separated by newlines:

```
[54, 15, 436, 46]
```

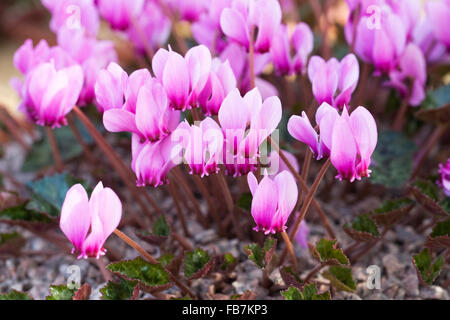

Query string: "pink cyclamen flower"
[42, 0, 100, 36]
[385, 43, 427, 107]
[173, 118, 224, 177]
[57, 27, 117, 106]
[218, 88, 282, 176]
[267, 150, 299, 176]
[132, 134, 182, 187]
[288, 103, 378, 181]
[102, 67, 180, 142]
[413, 17, 449, 65]
[127, 1, 171, 54]
[308, 54, 359, 110]
[152, 45, 212, 110]
[191, 0, 233, 54]
[438, 159, 450, 197]
[220, 0, 282, 53]
[96, 0, 145, 30]
[197, 58, 237, 116]
[94, 62, 128, 112]
[295, 219, 310, 249]
[270, 23, 314, 76]
[60, 182, 122, 259]
[166, 0, 208, 22]
[247, 170, 298, 234]
[18, 61, 83, 128]
[346, 3, 406, 74]
[426, 0, 450, 50]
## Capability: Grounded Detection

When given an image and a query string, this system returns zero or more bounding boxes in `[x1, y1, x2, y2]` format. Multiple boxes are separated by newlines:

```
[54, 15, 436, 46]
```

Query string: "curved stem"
[167, 181, 190, 237]
[303, 263, 326, 284]
[45, 127, 63, 172]
[281, 230, 298, 271]
[113, 229, 195, 298]
[393, 97, 410, 131]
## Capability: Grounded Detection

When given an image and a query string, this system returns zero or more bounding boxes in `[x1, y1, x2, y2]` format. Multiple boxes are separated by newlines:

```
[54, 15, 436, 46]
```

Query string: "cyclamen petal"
[251, 175, 279, 233]
[94, 62, 128, 112]
[287, 112, 321, 159]
[60, 182, 122, 259]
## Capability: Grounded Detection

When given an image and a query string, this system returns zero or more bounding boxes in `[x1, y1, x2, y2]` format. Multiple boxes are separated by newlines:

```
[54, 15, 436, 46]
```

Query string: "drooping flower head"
[132, 134, 183, 187]
[218, 88, 282, 176]
[220, 0, 282, 53]
[270, 22, 314, 76]
[288, 103, 378, 182]
[438, 159, 450, 197]
[100, 64, 180, 142]
[60, 182, 122, 259]
[152, 45, 212, 110]
[18, 61, 83, 128]
[247, 170, 298, 234]
[173, 118, 224, 177]
[96, 0, 145, 30]
[385, 43, 427, 107]
[308, 54, 359, 110]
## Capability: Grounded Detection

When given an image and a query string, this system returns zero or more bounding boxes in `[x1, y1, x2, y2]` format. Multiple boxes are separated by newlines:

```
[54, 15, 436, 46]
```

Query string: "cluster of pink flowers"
[345, 0, 450, 107]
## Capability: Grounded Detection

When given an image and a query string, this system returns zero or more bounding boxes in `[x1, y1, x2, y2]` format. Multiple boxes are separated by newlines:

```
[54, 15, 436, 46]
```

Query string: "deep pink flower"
[42, 0, 99, 36]
[191, 0, 232, 54]
[270, 23, 314, 76]
[426, 0, 450, 50]
[220, 43, 278, 99]
[346, 3, 407, 74]
[385, 43, 427, 107]
[60, 182, 122, 259]
[173, 118, 224, 177]
[96, 0, 144, 30]
[166, 0, 208, 22]
[308, 54, 359, 109]
[219, 88, 281, 160]
[152, 45, 212, 110]
[247, 170, 298, 234]
[438, 159, 450, 197]
[13, 39, 74, 75]
[94, 62, 128, 112]
[57, 28, 117, 106]
[102, 68, 180, 142]
[220, 0, 282, 53]
[127, 1, 171, 54]
[413, 18, 449, 65]
[288, 103, 377, 181]
[131, 134, 182, 187]
[197, 58, 237, 116]
[18, 62, 83, 128]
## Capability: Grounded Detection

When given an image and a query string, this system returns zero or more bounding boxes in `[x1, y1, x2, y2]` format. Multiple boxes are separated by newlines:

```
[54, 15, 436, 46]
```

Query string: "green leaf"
[158, 254, 174, 267]
[370, 130, 416, 188]
[413, 248, 444, 286]
[282, 285, 330, 300]
[371, 198, 415, 226]
[26, 173, 88, 217]
[237, 192, 252, 211]
[184, 248, 212, 279]
[46, 285, 77, 300]
[322, 266, 356, 292]
[107, 257, 171, 289]
[0, 203, 52, 223]
[152, 216, 170, 237]
[0, 232, 25, 254]
[352, 214, 379, 235]
[373, 198, 415, 214]
[411, 179, 449, 216]
[0, 290, 32, 300]
[220, 253, 237, 271]
[309, 238, 349, 265]
[430, 219, 450, 238]
[421, 84, 450, 109]
[416, 85, 450, 125]
[100, 279, 139, 300]
[244, 238, 277, 269]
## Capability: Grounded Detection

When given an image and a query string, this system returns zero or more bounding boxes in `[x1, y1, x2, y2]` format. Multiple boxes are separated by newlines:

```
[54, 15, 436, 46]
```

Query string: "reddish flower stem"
[249, 27, 256, 89]
[67, 114, 96, 164]
[392, 97, 410, 131]
[281, 230, 298, 271]
[45, 127, 63, 172]
[166, 181, 190, 237]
